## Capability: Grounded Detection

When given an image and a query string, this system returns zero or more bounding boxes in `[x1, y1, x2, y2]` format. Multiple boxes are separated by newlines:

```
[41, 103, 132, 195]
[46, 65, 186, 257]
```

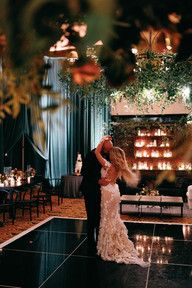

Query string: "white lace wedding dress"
[97, 162, 149, 267]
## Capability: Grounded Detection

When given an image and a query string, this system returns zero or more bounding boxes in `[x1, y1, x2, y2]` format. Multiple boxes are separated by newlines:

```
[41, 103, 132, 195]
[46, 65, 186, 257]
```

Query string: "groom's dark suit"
[80, 148, 104, 253]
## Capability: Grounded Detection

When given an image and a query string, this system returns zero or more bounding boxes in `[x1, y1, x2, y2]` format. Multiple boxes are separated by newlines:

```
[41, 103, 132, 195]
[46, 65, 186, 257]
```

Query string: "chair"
[32, 182, 52, 213]
[14, 185, 39, 221]
[48, 178, 62, 205]
[0, 190, 16, 224]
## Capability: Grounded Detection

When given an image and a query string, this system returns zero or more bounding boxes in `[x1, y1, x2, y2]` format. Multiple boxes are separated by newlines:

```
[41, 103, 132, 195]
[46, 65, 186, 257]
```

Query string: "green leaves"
[59, 52, 192, 111]
[122, 52, 192, 108]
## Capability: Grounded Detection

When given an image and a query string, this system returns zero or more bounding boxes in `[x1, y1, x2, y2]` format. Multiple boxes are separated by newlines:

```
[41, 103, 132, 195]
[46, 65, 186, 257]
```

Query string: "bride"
[95, 136, 149, 267]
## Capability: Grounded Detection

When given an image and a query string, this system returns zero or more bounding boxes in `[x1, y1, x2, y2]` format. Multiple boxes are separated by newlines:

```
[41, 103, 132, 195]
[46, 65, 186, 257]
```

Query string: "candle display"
[133, 126, 190, 171]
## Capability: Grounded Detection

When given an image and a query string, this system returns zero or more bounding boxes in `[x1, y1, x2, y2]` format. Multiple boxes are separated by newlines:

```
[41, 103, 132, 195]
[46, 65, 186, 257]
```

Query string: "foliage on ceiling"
[1, 0, 192, 119]
[111, 52, 192, 110]
[60, 52, 192, 111]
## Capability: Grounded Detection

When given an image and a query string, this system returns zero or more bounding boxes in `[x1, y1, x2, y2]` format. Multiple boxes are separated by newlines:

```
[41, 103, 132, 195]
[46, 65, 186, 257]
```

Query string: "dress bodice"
[101, 160, 111, 178]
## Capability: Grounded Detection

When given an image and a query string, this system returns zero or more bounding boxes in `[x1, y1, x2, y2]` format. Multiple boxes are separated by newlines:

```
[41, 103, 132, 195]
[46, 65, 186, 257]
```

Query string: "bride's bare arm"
[95, 139, 108, 168]
[95, 136, 117, 185]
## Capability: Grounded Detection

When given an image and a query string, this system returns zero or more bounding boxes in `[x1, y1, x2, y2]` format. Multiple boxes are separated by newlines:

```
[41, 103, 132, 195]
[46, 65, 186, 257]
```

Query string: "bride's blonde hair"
[109, 147, 140, 187]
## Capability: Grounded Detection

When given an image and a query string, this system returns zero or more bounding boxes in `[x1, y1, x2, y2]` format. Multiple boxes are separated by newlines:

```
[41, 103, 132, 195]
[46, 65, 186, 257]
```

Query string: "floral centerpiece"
[0, 174, 6, 183]
[139, 186, 159, 196]
[0, 168, 36, 186]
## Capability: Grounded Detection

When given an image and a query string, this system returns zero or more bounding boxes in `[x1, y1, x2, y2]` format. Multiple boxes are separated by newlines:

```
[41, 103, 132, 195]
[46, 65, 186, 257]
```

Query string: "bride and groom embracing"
[80, 136, 149, 267]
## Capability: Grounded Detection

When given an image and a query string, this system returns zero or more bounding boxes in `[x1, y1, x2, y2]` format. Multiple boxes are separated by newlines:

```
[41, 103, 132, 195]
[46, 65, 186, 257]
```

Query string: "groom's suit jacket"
[80, 148, 102, 196]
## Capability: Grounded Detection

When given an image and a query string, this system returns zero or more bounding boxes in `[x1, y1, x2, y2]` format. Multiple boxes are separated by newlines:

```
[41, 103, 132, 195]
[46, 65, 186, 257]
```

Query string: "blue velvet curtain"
[3, 106, 28, 168]
[0, 57, 109, 177]
[40, 56, 109, 179]
[2, 105, 47, 174]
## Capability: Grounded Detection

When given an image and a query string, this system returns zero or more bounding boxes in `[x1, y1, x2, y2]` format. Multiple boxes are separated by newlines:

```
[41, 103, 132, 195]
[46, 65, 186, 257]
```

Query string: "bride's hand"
[100, 135, 112, 143]
[99, 177, 110, 186]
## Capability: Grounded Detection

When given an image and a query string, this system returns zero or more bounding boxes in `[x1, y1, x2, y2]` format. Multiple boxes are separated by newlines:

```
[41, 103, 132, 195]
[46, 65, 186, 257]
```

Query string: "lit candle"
[10, 177, 15, 187]
[4, 180, 8, 187]
[17, 177, 21, 186]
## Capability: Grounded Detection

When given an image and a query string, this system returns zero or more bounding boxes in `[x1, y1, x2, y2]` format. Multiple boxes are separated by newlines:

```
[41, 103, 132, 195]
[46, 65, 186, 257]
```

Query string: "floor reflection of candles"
[152, 236, 174, 264]
[182, 225, 192, 240]
[153, 236, 160, 242]
[134, 234, 151, 260]
[134, 234, 175, 264]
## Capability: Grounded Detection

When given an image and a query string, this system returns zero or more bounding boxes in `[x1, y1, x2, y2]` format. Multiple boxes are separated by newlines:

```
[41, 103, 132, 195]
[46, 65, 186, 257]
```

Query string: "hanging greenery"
[1, 0, 192, 120]
[59, 68, 113, 107]
[109, 51, 192, 111]
[59, 52, 192, 111]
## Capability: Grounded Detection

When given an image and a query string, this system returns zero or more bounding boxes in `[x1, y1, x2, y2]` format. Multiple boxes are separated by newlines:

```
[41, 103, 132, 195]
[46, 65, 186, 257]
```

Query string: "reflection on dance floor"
[0, 218, 191, 288]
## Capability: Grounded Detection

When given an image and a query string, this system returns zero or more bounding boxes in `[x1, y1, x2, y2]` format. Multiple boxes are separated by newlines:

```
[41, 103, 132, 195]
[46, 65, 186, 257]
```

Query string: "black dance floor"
[0, 217, 192, 288]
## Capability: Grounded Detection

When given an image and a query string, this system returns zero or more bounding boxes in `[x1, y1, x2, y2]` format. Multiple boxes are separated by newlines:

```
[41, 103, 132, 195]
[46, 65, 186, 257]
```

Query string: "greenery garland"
[111, 52, 192, 110]
[59, 71, 113, 107]
[59, 52, 192, 111]
[1, 1, 192, 120]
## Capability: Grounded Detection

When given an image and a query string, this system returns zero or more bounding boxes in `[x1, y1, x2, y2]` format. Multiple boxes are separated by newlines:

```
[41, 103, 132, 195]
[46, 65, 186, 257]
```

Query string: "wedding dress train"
[97, 164, 149, 267]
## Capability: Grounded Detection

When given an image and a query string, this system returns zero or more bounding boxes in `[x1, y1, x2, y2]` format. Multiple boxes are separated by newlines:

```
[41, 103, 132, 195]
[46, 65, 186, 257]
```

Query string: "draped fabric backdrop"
[1, 105, 47, 174]
[3, 106, 28, 169]
[39, 56, 109, 179]
[0, 57, 109, 177]
[0, 59, 47, 174]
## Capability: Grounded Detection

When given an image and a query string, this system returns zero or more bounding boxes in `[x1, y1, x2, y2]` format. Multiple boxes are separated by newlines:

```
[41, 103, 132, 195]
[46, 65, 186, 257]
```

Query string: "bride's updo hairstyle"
[109, 147, 140, 187]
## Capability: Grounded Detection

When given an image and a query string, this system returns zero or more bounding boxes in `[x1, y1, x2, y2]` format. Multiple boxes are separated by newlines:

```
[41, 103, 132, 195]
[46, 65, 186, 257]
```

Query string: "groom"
[80, 136, 113, 255]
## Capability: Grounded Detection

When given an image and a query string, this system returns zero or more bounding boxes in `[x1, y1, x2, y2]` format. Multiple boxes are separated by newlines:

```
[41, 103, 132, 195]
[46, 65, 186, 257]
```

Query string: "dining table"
[61, 175, 83, 198]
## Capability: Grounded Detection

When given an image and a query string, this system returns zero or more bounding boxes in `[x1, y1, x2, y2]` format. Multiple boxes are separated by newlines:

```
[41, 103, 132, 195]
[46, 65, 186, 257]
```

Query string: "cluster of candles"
[138, 129, 167, 137]
[178, 163, 192, 170]
[132, 161, 192, 170]
[132, 162, 152, 170]
[157, 162, 172, 170]
[0, 168, 35, 187]
[135, 139, 170, 147]
[133, 128, 192, 171]
[135, 150, 172, 158]
[0, 176, 22, 187]
[132, 161, 173, 170]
